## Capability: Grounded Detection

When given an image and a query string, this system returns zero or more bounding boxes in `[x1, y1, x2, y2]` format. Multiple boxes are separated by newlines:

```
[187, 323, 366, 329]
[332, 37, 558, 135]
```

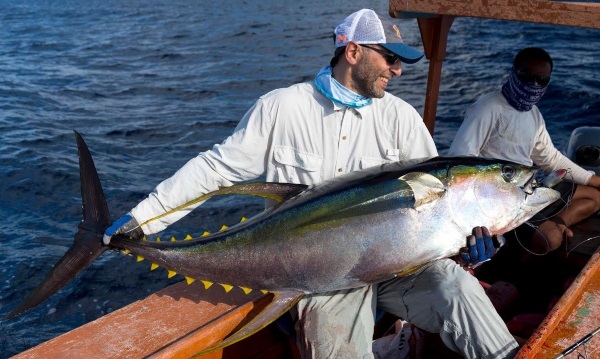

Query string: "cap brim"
[381, 43, 424, 64]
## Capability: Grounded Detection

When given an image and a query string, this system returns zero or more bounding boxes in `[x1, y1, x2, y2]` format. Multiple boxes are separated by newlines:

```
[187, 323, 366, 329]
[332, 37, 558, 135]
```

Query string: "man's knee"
[590, 186, 600, 209]
[438, 269, 484, 306]
[294, 288, 376, 358]
[417, 260, 486, 313]
[574, 184, 600, 208]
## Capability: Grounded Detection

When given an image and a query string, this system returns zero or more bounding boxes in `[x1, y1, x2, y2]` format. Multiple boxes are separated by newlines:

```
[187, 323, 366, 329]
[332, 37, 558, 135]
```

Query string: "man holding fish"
[105, 9, 519, 359]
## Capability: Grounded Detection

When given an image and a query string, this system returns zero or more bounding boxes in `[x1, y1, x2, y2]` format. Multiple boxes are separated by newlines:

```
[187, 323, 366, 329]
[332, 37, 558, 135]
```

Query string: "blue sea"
[0, 0, 598, 357]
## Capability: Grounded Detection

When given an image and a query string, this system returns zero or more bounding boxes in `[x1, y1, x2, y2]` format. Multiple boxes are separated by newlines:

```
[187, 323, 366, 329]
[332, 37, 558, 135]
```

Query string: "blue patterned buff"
[314, 66, 372, 108]
[501, 67, 549, 112]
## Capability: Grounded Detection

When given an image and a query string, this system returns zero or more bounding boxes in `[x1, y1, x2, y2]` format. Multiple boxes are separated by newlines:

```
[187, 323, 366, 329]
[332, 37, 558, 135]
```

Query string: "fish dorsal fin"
[139, 183, 308, 228]
[399, 172, 445, 208]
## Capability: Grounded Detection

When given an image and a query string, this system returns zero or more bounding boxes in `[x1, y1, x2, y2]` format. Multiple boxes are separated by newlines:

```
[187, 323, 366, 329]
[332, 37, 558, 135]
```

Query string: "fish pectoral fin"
[194, 290, 303, 356]
[399, 172, 445, 208]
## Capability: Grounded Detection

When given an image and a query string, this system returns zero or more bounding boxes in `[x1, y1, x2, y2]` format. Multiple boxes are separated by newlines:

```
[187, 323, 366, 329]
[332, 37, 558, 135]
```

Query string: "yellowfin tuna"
[5, 131, 561, 354]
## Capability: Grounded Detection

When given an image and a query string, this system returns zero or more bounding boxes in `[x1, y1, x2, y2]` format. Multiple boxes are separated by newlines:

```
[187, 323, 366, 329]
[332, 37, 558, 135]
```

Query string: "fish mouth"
[521, 169, 539, 196]
[501, 169, 562, 233]
[522, 168, 566, 195]
[522, 169, 563, 207]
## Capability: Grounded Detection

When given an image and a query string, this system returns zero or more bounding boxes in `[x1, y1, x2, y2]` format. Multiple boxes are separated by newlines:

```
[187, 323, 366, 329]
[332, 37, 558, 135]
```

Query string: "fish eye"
[501, 165, 517, 181]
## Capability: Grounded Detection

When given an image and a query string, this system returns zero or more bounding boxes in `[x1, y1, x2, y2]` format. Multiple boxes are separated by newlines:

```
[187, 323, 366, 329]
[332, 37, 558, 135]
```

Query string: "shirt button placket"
[335, 108, 351, 177]
[338, 135, 347, 174]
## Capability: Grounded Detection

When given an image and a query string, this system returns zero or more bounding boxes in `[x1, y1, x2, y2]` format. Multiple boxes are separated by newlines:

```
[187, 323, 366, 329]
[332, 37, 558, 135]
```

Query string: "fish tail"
[5, 131, 110, 319]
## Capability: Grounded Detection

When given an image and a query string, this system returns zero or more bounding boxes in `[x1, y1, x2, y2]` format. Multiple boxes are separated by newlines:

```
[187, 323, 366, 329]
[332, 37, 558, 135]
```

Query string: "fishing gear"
[553, 327, 600, 359]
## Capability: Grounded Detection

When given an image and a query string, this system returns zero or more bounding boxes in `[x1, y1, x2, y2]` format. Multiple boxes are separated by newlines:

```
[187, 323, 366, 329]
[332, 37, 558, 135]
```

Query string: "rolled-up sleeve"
[531, 123, 593, 185]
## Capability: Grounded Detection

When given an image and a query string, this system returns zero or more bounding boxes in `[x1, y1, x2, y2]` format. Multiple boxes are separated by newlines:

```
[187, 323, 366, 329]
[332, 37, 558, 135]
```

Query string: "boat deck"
[515, 216, 600, 358]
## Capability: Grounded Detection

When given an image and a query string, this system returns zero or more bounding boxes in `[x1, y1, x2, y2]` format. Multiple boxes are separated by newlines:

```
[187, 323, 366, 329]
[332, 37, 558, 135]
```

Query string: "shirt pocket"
[273, 146, 322, 184]
[360, 149, 401, 169]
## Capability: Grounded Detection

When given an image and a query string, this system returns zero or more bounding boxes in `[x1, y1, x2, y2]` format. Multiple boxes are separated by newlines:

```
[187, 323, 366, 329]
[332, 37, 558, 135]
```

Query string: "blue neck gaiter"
[314, 66, 372, 108]
[501, 67, 548, 112]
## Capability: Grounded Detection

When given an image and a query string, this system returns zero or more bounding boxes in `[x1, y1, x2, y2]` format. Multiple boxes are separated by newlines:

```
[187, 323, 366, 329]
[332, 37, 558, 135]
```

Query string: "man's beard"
[352, 57, 385, 99]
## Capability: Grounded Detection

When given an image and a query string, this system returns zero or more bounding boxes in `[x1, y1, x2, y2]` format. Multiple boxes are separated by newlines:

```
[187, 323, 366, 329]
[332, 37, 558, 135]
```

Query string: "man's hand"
[532, 220, 573, 253]
[103, 214, 144, 245]
[458, 226, 505, 268]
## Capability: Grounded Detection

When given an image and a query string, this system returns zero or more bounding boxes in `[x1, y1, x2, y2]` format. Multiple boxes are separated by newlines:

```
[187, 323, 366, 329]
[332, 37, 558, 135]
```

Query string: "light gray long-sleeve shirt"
[132, 81, 438, 234]
[448, 91, 592, 185]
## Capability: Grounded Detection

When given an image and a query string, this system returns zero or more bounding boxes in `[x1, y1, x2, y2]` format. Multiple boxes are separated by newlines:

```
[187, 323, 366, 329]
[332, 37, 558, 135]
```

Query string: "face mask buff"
[314, 66, 372, 108]
[501, 67, 549, 112]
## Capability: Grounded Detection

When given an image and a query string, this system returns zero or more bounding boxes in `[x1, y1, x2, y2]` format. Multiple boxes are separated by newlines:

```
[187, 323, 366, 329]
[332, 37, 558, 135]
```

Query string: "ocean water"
[0, 0, 598, 356]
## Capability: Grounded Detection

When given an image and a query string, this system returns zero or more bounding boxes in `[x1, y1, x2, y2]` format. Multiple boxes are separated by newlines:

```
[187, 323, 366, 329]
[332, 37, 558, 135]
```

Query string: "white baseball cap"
[334, 9, 424, 64]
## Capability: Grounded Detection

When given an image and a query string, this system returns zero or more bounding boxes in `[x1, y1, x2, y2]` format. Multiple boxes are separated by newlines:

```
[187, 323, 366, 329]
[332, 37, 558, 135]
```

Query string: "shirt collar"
[313, 82, 375, 119]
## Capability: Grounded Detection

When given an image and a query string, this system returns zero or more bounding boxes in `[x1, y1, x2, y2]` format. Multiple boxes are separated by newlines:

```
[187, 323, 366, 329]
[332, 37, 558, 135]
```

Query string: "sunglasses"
[360, 44, 400, 65]
[516, 69, 551, 86]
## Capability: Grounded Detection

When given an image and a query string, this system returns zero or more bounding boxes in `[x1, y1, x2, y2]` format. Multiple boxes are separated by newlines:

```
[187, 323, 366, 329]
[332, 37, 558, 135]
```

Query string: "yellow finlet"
[240, 216, 248, 222]
[150, 263, 159, 271]
[220, 225, 229, 231]
[156, 237, 161, 242]
[184, 234, 193, 240]
[240, 286, 252, 294]
[170, 236, 176, 242]
[142, 236, 147, 241]
[167, 270, 177, 278]
[136, 255, 144, 262]
[220, 284, 233, 293]
[202, 231, 211, 237]
[201, 280, 213, 289]
[260, 290, 268, 294]
[185, 276, 196, 285]
[123, 249, 131, 254]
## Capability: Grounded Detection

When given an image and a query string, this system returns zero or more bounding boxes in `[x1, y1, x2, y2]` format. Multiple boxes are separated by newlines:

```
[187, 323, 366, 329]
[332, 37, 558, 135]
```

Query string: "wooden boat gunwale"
[514, 246, 600, 358]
